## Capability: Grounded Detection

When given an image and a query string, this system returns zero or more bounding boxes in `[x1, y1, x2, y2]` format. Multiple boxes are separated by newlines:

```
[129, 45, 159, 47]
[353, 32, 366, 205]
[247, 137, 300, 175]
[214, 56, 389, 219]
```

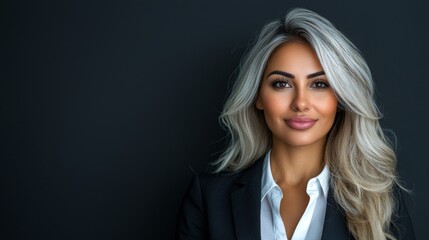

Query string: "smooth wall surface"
[2, 0, 428, 239]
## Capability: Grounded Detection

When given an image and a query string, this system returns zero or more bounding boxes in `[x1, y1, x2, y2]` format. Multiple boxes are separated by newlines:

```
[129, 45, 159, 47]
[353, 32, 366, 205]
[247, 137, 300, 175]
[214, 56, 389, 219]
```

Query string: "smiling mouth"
[285, 117, 317, 130]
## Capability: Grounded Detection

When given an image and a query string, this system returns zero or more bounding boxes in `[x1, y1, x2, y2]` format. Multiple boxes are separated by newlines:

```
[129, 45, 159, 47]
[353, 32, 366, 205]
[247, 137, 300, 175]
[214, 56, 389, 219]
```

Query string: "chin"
[285, 141, 320, 148]
[278, 135, 327, 148]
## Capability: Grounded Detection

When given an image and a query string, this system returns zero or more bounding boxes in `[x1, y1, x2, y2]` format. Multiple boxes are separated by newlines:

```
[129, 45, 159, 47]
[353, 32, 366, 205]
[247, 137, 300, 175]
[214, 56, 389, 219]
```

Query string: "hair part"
[215, 8, 401, 240]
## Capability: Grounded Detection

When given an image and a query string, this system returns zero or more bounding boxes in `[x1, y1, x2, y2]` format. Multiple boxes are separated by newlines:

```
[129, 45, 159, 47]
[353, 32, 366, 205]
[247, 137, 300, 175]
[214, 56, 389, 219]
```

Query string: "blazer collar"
[321, 188, 354, 240]
[230, 157, 264, 240]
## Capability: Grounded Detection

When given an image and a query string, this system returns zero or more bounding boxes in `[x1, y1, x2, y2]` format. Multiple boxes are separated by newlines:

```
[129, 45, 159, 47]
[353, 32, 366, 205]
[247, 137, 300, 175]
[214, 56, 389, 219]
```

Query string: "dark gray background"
[2, 0, 428, 239]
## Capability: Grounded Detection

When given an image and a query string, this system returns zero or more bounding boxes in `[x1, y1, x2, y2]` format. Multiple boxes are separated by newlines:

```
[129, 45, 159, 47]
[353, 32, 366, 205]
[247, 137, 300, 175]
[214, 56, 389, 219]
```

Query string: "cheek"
[260, 94, 291, 118]
[314, 94, 338, 119]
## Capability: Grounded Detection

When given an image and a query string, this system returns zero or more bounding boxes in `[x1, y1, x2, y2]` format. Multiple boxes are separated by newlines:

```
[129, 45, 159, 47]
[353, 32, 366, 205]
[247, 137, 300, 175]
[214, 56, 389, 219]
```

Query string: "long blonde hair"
[215, 8, 400, 240]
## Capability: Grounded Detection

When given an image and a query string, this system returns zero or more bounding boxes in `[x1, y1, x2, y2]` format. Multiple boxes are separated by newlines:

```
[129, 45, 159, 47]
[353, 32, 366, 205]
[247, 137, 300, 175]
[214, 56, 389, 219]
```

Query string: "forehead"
[264, 41, 323, 75]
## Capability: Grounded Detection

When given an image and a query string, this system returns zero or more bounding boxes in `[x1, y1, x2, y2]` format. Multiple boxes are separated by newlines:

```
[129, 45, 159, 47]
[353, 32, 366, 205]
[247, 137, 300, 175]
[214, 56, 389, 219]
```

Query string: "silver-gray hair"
[215, 8, 400, 240]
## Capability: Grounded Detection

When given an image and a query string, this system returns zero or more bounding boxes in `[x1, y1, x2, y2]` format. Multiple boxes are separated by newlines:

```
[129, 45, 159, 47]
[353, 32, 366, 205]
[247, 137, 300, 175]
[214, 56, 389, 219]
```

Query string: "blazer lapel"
[230, 158, 263, 240]
[321, 189, 353, 240]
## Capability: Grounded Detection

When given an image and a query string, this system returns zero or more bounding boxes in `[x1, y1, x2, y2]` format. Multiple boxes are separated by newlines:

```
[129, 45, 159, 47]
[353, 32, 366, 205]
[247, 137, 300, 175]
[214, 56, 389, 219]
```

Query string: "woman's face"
[256, 41, 338, 148]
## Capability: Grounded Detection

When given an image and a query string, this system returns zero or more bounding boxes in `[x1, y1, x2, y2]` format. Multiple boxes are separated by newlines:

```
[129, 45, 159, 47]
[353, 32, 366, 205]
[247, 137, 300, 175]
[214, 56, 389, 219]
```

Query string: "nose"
[290, 88, 310, 112]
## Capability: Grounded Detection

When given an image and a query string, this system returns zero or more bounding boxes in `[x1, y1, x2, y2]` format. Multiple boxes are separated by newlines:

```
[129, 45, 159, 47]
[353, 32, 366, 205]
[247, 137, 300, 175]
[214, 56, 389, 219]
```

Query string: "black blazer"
[176, 157, 415, 240]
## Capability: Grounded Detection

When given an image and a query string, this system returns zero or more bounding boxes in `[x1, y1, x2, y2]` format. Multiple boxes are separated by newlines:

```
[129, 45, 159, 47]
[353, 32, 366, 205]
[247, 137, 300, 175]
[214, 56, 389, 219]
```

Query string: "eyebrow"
[267, 70, 326, 79]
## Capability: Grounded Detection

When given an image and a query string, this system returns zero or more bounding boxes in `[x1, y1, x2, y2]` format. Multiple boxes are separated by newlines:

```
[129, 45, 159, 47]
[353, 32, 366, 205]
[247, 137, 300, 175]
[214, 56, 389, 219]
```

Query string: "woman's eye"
[311, 81, 329, 89]
[272, 81, 291, 89]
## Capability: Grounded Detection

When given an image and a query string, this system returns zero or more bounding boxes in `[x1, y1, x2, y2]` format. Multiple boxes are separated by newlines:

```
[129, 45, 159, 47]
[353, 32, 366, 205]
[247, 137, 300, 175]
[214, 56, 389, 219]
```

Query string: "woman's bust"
[177, 8, 415, 240]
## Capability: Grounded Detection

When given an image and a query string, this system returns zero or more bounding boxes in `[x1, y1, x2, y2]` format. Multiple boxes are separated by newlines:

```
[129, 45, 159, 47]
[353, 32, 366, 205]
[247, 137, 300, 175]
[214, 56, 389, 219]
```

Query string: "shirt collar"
[260, 149, 330, 201]
[261, 149, 277, 201]
[315, 163, 330, 198]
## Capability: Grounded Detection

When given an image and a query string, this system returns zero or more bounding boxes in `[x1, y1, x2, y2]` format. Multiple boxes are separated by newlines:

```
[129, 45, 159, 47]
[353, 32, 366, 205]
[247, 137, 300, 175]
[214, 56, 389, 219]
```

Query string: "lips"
[285, 117, 317, 130]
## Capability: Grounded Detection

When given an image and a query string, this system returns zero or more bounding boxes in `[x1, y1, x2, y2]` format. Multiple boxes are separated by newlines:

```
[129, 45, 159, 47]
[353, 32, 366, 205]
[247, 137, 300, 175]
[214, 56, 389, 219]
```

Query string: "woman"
[177, 8, 415, 240]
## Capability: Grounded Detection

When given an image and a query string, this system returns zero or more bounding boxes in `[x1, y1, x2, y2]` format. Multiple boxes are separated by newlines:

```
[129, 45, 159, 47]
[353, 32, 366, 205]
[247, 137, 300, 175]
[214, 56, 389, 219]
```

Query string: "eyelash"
[311, 80, 330, 88]
[271, 80, 291, 88]
[271, 79, 330, 89]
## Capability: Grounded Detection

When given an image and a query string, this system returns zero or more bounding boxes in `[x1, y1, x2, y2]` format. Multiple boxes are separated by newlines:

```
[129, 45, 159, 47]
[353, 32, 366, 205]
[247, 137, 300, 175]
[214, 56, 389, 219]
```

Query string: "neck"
[270, 137, 326, 188]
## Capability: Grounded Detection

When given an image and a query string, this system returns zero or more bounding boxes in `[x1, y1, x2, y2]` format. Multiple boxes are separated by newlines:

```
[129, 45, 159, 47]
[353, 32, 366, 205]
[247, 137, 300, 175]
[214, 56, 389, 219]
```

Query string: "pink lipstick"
[285, 117, 317, 130]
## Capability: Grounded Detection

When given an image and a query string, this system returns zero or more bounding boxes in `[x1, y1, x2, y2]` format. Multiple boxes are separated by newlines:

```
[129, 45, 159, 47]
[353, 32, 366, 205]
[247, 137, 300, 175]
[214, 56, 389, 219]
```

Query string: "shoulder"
[189, 157, 264, 197]
[192, 168, 250, 195]
[177, 159, 264, 239]
[197, 170, 244, 185]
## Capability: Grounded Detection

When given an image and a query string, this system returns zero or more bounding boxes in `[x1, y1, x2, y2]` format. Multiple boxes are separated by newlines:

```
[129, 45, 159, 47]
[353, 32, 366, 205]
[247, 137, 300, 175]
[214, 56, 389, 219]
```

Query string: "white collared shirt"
[260, 150, 330, 240]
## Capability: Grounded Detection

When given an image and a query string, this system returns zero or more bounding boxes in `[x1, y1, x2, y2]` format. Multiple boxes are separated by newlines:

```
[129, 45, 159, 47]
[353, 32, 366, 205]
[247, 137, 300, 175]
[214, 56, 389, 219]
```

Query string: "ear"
[255, 95, 264, 110]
